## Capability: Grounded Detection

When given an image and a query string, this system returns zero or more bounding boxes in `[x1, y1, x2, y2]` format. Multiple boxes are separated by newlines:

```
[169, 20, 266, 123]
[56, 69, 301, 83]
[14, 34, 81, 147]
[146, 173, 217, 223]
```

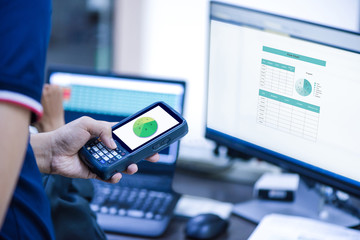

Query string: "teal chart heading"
[263, 46, 326, 67]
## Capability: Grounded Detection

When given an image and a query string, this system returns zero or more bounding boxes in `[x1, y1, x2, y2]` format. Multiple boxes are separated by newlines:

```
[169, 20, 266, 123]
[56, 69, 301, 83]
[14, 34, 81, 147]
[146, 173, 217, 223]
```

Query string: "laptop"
[47, 67, 186, 237]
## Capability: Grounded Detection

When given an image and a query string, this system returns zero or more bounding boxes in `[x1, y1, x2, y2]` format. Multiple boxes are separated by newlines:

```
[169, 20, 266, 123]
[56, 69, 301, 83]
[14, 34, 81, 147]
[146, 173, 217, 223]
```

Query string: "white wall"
[113, 0, 211, 148]
[140, 0, 210, 147]
[113, 0, 360, 149]
[113, 1, 147, 73]
[221, 0, 360, 32]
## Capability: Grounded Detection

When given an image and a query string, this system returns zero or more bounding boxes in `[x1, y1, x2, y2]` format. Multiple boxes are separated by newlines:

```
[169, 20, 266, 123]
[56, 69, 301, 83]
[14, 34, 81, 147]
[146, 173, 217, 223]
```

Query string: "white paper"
[249, 214, 360, 240]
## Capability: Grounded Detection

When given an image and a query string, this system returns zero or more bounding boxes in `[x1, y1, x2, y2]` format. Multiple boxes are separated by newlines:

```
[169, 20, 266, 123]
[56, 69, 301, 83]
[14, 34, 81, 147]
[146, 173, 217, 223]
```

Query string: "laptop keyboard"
[90, 180, 177, 221]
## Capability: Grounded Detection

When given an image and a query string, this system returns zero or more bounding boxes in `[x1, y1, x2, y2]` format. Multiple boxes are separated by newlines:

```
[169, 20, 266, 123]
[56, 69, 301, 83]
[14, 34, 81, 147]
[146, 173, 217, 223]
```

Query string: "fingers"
[108, 173, 122, 183]
[81, 117, 116, 149]
[92, 157, 158, 183]
[42, 84, 63, 100]
[92, 164, 136, 184]
[145, 153, 160, 163]
[123, 164, 138, 175]
[76, 117, 159, 184]
[95, 172, 123, 184]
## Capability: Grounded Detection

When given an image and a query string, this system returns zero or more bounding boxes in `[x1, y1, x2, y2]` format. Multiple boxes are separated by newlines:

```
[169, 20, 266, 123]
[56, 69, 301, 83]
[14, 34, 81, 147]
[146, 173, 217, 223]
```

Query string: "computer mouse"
[185, 213, 229, 239]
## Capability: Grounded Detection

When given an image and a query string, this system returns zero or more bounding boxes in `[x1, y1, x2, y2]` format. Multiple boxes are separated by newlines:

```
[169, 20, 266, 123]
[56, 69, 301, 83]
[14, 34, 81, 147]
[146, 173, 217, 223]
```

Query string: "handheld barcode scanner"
[79, 101, 188, 180]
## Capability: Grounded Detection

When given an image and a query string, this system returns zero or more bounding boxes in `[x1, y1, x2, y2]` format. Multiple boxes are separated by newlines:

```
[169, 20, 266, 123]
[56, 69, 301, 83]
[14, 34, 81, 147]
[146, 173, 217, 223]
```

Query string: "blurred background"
[46, 0, 360, 151]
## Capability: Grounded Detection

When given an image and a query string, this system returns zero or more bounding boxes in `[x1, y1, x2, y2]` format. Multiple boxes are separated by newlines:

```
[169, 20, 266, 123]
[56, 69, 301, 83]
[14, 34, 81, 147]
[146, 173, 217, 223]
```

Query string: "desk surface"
[106, 169, 258, 240]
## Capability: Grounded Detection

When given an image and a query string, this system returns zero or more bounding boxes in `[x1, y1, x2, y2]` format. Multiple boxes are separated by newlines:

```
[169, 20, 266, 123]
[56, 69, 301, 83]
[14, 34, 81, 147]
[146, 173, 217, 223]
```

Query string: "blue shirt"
[0, 0, 54, 239]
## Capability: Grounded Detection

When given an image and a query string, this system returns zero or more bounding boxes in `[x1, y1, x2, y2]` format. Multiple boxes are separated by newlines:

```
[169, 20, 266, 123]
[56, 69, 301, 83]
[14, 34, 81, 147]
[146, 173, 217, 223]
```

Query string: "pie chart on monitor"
[295, 78, 312, 96]
[133, 117, 158, 138]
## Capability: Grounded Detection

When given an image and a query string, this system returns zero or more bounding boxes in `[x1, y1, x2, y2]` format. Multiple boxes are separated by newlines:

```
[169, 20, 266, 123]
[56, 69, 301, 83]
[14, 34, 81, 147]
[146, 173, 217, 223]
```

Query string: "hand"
[34, 84, 65, 132]
[33, 116, 159, 183]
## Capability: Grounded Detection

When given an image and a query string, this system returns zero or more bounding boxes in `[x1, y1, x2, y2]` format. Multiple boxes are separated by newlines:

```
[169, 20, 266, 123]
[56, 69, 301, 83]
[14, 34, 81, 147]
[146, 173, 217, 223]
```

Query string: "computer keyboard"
[90, 180, 180, 237]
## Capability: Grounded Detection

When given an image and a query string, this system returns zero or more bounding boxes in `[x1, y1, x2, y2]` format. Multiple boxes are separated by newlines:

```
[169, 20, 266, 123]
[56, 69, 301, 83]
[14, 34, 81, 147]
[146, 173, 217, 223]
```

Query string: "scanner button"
[152, 143, 161, 150]
[161, 138, 171, 145]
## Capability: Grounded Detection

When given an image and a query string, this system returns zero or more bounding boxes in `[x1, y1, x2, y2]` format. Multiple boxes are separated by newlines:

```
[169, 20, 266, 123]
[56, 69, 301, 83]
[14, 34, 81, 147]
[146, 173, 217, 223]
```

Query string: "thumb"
[82, 117, 117, 149]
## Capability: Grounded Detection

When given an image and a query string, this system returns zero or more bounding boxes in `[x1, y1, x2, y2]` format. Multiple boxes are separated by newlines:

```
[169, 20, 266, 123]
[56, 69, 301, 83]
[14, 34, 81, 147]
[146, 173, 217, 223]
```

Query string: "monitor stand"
[232, 179, 360, 227]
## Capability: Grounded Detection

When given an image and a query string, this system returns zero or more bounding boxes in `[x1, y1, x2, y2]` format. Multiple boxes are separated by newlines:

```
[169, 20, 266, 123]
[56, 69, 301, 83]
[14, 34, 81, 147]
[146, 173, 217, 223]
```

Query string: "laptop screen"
[47, 68, 186, 166]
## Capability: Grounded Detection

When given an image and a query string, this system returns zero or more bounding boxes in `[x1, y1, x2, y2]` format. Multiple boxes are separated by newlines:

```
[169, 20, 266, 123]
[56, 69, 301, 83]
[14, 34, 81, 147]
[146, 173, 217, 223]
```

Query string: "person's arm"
[33, 84, 65, 133]
[0, 103, 31, 227]
[31, 116, 159, 183]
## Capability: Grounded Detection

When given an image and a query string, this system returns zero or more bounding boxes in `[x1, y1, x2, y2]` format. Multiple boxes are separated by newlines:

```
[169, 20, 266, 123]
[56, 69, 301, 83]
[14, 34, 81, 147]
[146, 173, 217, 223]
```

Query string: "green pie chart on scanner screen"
[133, 117, 158, 138]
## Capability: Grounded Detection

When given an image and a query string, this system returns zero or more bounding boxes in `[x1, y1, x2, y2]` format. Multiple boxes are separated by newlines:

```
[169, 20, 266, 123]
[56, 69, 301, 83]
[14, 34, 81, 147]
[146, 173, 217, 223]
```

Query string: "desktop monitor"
[47, 67, 186, 176]
[206, 1, 360, 224]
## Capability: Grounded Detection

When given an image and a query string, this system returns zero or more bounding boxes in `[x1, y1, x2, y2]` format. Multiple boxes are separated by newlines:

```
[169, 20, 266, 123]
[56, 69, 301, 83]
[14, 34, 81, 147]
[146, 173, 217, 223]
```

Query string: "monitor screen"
[47, 68, 185, 165]
[206, 2, 360, 196]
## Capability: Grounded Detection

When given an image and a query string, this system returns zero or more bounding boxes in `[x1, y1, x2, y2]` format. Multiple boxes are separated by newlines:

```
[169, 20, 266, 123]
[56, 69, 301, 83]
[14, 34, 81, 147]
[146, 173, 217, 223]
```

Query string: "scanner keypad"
[87, 139, 126, 165]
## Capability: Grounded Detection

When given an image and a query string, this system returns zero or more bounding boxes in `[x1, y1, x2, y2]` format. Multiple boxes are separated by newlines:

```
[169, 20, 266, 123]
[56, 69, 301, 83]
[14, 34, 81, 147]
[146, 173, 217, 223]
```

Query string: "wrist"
[30, 132, 54, 174]
[37, 118, 65, 133]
